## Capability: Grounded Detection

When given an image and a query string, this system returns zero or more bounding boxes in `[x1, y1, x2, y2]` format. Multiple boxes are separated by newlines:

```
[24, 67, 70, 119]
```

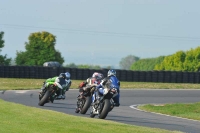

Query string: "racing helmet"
[59, 73, 67, 79]
[96, 73, 104, 80]
[107, 69, 116, 77]
[65, 72, 71, 80]
[92, 72, 99, 78]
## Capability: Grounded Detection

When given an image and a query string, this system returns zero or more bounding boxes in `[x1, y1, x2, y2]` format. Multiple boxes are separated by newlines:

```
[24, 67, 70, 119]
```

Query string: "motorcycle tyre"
[80, 96, 92, 114]
[39, 93, 42, 101]
[38, 90, 51, 106]
[98, 99, 111, 119]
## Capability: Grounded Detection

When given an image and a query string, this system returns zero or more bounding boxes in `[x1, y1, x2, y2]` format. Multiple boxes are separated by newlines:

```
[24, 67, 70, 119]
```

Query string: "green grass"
[1, 78, 200, 90]
[0, 78, 198, 133]
[138, 102, 200, 121]
[0, 99, 182, 133]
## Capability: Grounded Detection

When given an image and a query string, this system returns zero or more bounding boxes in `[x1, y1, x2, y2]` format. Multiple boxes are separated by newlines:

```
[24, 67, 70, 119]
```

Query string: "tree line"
[1, 30, 200, 72]
[129, 47, 200, 72]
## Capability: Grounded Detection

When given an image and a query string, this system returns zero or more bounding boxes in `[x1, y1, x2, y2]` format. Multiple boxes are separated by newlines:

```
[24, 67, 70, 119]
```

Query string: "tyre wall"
[0, 66, 199, 83]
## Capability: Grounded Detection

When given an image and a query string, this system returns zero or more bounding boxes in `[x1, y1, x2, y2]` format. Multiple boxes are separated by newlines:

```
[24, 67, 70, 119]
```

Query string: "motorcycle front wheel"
[80, 96, 92, 114]
[38, 90, 51, 106]
[98, 99, 111, 119]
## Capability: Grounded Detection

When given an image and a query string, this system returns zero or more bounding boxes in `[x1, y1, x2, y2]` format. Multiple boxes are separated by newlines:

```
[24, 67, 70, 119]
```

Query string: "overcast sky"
[1, 0, 200, 68]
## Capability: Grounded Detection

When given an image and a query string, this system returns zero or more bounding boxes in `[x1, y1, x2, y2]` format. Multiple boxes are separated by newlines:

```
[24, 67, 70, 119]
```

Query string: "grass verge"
[1, 78, 200, 90]
[138, 102, 200, 121]
[0, 99, 182, 133]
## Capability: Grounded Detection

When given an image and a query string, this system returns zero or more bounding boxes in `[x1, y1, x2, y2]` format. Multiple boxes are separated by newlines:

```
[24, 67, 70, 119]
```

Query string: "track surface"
[1, 89, 200, 133]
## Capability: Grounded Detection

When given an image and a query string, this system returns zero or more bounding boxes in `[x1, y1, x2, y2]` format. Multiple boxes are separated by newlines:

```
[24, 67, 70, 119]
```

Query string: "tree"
[65, 63, 77, 68]
[183, 47, 200, 71]
[0, 32, 12, 65]
[65, 63, 101, 69]
[130, 56, 165, 71]
[155, 51, 186, 71]
[77, 64, 101, 69]
[119, 55, 140, 70]
[154, 47, 200, 72]
[15, 31, 64, 66]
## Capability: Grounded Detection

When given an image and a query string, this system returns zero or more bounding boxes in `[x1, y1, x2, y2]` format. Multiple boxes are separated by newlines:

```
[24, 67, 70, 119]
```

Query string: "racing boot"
[75, 107, 80, 113]
[56, 89, 62, 99]
[50, 94, 56, 103]
[61, 90, 66, 99]
[113, 95, 120, 107]
[39, 86, 45, 93]
[114, 103, 120, 107]
[40, 82, 46, 91]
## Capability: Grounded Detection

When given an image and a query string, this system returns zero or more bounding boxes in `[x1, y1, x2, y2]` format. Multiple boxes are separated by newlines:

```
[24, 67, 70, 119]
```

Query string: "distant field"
[1, 78, 200, 90]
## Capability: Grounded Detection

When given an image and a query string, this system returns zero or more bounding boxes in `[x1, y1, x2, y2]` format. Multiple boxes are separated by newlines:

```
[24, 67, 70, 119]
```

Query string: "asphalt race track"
[1, 89, 200, 133]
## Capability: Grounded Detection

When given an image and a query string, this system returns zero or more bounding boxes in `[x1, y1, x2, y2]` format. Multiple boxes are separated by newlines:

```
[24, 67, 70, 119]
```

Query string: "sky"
[1, 0, 200, 68]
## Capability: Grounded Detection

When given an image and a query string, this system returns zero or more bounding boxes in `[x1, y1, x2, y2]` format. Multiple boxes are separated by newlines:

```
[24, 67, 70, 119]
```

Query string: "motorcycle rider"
[91, 69, 120, 107]
[75, 72, 104, 113]
[62, 72, 72, 99]
[40, 72, 71, 99]
[78, 72, 104, 97]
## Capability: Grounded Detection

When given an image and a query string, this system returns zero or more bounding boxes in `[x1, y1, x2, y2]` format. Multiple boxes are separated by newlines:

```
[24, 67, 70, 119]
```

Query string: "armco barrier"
[0, 66, 200, 83]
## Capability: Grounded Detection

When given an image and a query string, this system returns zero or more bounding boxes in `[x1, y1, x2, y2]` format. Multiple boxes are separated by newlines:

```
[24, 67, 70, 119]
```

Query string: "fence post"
[139, 71, 146, 82]
[152, 71, 158, 82]
[182, 72, 189, 83]
[145, 71, 152, 82]
[194, 72, 200, 83]
[126, 70, 133, 81]
[157, 71, 164, 83]
[188, 72, 195, 83]
[164, 71, 171, 83]
[176, 71, 182, 83]
[170, 71, 177, 83]
[0, 66, 4, 77]
[132, 71, 139, 82]
[83, 69, 90, 79]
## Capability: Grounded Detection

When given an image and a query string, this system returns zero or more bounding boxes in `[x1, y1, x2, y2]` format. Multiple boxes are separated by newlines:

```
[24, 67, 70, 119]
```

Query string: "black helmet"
[59, 73, 66, 79]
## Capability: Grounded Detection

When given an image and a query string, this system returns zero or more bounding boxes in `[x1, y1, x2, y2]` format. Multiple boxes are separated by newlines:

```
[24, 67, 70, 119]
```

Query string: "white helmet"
[107, 69, 116, 77]
[92, 72, 99, 78]
[65, 72, 71, 80]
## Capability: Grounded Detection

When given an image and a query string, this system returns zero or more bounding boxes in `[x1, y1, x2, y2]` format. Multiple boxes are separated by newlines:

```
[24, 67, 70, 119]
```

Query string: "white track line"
[15, 90, 30, 93]
[130, 104, 200, 122]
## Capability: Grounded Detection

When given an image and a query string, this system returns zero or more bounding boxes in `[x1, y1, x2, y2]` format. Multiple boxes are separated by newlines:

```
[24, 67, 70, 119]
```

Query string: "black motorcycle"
[38, 82, 65, 106]
[90, 87, 118, 119]
[75, 85, 96, 114]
